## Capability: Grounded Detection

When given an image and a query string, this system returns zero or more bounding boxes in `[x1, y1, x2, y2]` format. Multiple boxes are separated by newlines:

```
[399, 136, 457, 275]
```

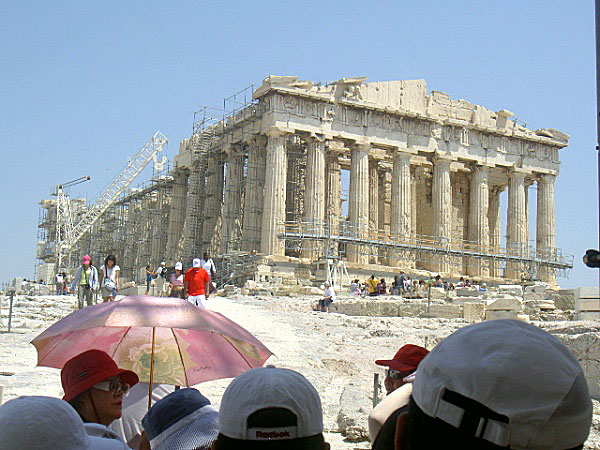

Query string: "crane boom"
[57, 132, 168, 266]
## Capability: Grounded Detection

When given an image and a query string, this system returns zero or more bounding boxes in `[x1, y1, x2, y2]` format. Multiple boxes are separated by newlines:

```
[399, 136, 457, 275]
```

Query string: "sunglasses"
[93, 377, 130, 396]
[386, 369, 414, 380]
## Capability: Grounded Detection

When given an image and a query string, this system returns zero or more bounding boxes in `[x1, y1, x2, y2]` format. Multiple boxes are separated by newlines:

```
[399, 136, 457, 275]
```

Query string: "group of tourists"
[70, 254, 120, 308]
[0, 319, 593, 449]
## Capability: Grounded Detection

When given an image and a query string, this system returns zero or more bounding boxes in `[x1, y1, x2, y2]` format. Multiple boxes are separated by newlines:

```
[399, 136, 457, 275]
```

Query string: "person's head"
[397, 320, 593, 450]
[174, 262, 183, 273]
[370, 275, 375, 280]
[142, 388, 218, 450]
[193, 258, 202, 269]
[204, 252, 210, 260]
[380, 278, 385, 283]
[82, 255, 91, 268]
[375, 344, 429, 395]
[323, 281, 330, 288]
[104, 255, 116, 269]
[61, 350, 139, 426]
[160, 261, 166, 267]
[213, 367, 330, 449]
[146, 265, 150, 270]
[0, 396, 125, 449]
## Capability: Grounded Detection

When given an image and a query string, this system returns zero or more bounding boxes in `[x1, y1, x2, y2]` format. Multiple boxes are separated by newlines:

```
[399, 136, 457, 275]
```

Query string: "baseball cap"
[174, 262, 183, 271]
[219, 367, 323, 441]
[61, 349, 139, 402]
[82, 255, 91, 264]
[161, 261, 166, 265]
[412, 320, 592, 449]
[192, 258, 201, 268]
[0, 396, 125, 449]
[375, 344, 429, 372]
[142, 388, 218, 450]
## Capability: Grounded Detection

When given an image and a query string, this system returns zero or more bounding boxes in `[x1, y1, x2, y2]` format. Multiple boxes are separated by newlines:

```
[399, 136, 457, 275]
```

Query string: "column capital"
[432, 154, 455, 167]
[392, 146, 417, 157]
[265, 126, 291, 138]
[352, 141, 371, 153]
[508, 167, 530, 178]
[536, 173, 556, 184]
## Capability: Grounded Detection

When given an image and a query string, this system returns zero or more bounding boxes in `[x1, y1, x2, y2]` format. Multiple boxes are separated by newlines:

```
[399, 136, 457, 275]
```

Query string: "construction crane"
[56, 132, 168, 269]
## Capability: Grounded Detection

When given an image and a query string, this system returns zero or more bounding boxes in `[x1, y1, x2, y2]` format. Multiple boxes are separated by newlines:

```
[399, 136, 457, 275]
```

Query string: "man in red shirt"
[184, 258, 210, 308]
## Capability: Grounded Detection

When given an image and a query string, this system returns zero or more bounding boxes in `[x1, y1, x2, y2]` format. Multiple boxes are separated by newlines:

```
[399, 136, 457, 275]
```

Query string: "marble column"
[302, 136, 326, 260]
[506, 169, 528, 280]
[165, 168, 189, 262]
[467, 165, 490, 278]
[242, 136, 266, 252]
[348, 143, 370, 264]
[261, 131, 288, 256]
[368, 158, 379, 263]
[391, 151, 413, 268]
[222, 146, 245, 254]
[202, 152, 224, 254]
[378, 169, 392, 264]
[432, 156, 452, 273]
[488, 187, 504, 278]
[325, 152, 341, 257]
[536, 174, 556, 283]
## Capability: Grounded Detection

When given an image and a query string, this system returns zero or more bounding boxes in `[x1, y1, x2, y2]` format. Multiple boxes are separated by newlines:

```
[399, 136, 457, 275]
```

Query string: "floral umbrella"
[31, 295, 272, 407]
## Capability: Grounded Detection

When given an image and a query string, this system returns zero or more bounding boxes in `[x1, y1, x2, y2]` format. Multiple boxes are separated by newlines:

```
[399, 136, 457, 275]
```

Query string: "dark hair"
[213, 434, 325, 450]
[104, 255, 117, 267]
[399, 397, 583, 450]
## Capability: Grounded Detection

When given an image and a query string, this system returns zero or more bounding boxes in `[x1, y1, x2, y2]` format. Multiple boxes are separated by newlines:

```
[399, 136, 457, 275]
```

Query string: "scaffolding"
[278, 220, 574, 281]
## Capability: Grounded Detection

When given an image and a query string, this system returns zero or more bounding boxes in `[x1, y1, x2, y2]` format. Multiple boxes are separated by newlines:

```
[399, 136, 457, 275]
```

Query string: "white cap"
[412, 320, 592, 449]
[175, 262, 183, 270]
[0, 396, 125, 449]
[192, 258, 201, 268]
[219, 367, 323, 441]
[160, 261, 166, 266]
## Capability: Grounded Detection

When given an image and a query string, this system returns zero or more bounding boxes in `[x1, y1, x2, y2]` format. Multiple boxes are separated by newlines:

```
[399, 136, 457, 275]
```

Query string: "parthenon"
[37, 75, 573, 286]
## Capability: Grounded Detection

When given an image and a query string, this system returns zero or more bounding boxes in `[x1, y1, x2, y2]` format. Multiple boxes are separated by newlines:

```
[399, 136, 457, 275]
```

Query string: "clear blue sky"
[0, 1, 597, 289]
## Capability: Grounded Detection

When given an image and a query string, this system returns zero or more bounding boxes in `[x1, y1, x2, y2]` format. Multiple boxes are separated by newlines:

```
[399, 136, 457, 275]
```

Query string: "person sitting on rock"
[378, 278, 387, 295]
[395, 320, 592, 450]
[366, 275, 379, 296]
[62, 349, 139, 429]
[212, 366, 330, 449]
[369, 344, 429, 449]
[318, 281, 336, 312]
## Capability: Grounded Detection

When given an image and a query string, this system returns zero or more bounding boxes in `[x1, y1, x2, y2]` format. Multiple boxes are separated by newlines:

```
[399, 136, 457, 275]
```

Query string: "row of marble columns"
[202, 131, 557, 282]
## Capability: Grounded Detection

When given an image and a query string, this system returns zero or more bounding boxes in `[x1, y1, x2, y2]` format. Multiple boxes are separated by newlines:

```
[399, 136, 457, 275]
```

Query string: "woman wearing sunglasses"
[61, 349, 139, 428]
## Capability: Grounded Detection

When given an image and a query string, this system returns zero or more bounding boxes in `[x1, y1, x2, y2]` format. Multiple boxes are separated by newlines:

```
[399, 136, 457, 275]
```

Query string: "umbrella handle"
[148, 327, 155, 411]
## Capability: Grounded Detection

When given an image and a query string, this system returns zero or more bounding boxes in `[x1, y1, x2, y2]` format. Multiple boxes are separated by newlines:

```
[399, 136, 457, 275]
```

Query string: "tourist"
[212, 366, 330, 449]
[318, 281, 335, 312]
[378, 278, 387, 295]
[395, 320, 593, 449]
[366, 275, 379, 296]
[55, 271, 64, 295]
[456, 276, 465, 288]
[479, 282, 488, 292]
[0, 396, 128, 449]
[140, 388, 218, 450]
[369, 344, 429, 448]
[72, 255, 99, 309]
[145, 265, 153, 295]
[349, 279, 361, 295]
[168, 262, 184, 298]
[200, 251, 217, 281]
[434, 274, 443, 288]
[403, 276, 412, 294]
[110, 382, 175, 449]
[154, 261, 167, 297]
[62, 349, 139, 427]
[99, 255, 120, 302]
[184, 258, 210, 308]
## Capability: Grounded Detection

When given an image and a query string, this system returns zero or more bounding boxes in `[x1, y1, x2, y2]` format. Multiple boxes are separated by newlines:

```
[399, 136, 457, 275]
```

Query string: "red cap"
[375, 344, 429, 372]
[61, 349, 139, 402]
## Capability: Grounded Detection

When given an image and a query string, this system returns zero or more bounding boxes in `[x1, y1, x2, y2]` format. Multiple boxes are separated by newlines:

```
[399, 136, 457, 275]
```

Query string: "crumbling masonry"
[37, 76, 573, 286]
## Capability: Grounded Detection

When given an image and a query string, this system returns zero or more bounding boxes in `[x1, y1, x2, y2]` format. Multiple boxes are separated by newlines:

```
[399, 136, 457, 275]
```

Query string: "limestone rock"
[498, 285, 523, 296]
[336, 382, 370, 442]
[464, 302, 485, 323]
[486, 296, 522, 311]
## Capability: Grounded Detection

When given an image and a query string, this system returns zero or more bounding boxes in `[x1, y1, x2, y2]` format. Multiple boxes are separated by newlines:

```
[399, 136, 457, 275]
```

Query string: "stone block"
[486, 310, 518, 320]
[244, 280, 257, 290]
[576, 287, 600, 300]
[455, 288, 480, 297]
[428, 304, 461, 319]
[575, 298, 600, 312]
[397, 303, 427, 318]
[304, 286, 323, 295]
[553, 290, 575, 310]
[486, 297, 522, 311]
[463, 302, 485, 323]
[430, 287, 446, 300]
[498, 285, 522, 296]
[574, 312, 600, 321]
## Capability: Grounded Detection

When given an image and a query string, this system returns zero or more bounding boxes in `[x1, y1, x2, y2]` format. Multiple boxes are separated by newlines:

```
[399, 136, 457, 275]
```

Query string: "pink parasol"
[31, 295, 272, 407]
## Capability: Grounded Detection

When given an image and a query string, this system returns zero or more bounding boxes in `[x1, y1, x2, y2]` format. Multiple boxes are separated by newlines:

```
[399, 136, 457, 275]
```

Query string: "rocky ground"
[0, 293, 598, 449]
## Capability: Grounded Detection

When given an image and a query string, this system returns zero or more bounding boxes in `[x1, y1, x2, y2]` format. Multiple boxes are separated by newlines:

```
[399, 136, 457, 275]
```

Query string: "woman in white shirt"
[99, 255, 120, 302]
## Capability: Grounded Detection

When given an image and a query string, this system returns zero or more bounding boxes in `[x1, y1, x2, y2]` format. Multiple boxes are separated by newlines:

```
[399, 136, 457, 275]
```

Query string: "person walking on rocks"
[72, 255, 98, 309]
[55, 272, 64, 295]
[168, 262, 185, 298]
[99, 255, 120, 302]
[145, 265, 153, 295]
[154, 262, 167, 297]
[184, 258, 210, 308]
[318, 281, 336, 312]
[200, 252, 216, 282]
